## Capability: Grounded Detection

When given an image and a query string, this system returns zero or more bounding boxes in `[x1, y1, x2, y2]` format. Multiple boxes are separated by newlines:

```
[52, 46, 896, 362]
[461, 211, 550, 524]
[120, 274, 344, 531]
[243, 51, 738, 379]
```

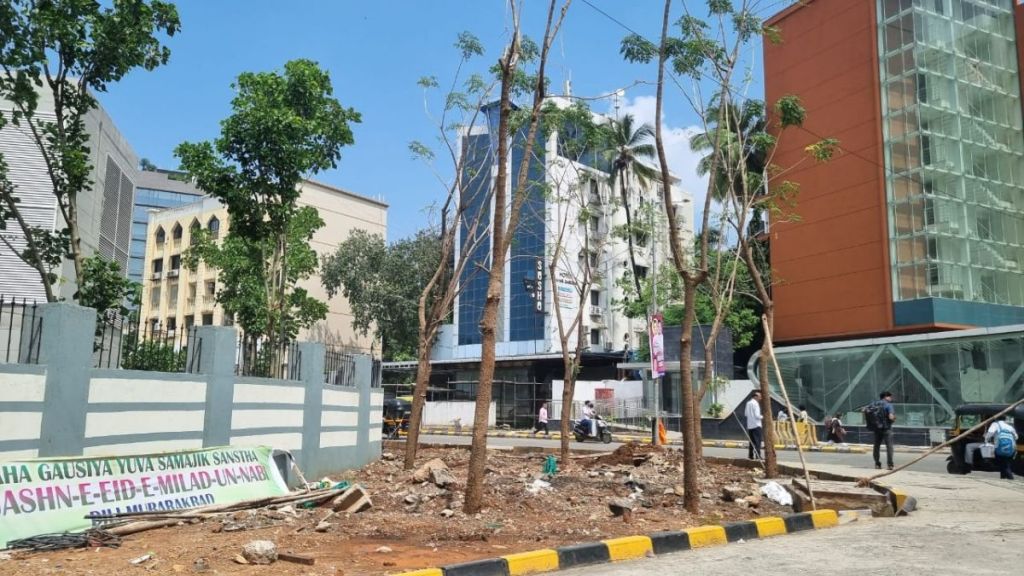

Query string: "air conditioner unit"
[589, 305, 603, 316]
[168, 269, 180, 278]
[151, 271, 162, 280]
[603, 342, 614, 352]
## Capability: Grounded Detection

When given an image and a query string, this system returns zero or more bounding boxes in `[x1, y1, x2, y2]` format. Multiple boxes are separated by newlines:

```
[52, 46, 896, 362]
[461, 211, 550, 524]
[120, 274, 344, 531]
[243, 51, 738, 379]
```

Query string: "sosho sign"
[0, 446, 288, 547]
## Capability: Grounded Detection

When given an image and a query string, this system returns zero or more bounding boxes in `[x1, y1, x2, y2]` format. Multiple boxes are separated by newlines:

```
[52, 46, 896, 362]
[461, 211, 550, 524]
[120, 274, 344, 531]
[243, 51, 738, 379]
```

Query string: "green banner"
[0, 446, 289, 548]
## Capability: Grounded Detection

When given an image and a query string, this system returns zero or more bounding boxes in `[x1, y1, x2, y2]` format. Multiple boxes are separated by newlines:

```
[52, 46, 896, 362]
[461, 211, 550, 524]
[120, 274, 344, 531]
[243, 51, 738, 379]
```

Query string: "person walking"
[533, 402, 550, 437]
[865, 391, 896, 470]
[745, 391, 764, 460]
[985, 414, 1018, 480]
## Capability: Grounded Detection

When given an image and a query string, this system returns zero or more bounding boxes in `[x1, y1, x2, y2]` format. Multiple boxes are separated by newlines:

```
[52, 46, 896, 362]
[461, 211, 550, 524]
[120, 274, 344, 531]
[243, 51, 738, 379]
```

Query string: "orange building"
[766, 0, 1024, 344]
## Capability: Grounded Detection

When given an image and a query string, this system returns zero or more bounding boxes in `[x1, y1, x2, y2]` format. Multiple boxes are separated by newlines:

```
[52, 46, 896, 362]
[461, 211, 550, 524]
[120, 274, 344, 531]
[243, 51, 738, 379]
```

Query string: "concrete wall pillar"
[297, 342, 325, 477]
[195, 326, 238, 447]
[355, 355, 373, 463]
[36, 303, 96, 457]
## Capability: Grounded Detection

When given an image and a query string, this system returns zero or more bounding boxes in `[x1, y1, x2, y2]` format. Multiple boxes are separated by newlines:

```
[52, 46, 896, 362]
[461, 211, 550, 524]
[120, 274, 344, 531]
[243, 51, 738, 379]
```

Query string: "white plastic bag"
[760, 481, 793, 506]
[980, 443, 996, 459]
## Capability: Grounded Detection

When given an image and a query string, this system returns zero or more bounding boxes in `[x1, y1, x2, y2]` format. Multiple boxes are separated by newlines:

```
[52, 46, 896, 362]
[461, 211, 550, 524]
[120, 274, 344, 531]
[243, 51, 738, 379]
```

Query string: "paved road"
[557, 463, 1024, 576]
[418, 434, 950, 475]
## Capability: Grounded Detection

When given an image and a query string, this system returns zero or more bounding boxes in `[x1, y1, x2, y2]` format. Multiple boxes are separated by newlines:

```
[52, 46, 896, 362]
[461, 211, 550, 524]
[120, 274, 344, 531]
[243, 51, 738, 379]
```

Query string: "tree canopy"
[0, 0, 180, 301]
[321, 229, 443, 361]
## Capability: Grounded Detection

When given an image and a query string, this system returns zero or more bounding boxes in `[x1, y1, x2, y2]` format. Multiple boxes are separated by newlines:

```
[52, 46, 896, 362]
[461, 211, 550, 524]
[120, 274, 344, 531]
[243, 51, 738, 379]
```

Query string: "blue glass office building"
[129, 171, 204, 283]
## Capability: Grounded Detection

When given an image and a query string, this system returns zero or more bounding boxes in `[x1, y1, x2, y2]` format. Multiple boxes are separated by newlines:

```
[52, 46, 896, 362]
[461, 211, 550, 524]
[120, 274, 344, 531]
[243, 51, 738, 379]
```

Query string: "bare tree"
[403, 33, 496, 470]
[535, 101, 607, 464]
[464, 0, 572, 515]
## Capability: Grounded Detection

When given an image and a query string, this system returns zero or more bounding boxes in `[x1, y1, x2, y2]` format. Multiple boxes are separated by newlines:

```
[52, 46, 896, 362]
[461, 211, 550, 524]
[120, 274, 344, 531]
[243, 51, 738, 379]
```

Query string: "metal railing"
[324, 345, 357, 386]
[95, 313, 201, 373]
[0, 296, 43, 364]
[236, 333, 300, 380]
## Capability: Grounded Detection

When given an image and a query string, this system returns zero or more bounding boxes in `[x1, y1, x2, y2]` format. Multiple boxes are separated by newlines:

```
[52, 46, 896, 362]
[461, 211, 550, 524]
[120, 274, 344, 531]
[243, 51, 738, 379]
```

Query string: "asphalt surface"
[418, 433, 950, 475]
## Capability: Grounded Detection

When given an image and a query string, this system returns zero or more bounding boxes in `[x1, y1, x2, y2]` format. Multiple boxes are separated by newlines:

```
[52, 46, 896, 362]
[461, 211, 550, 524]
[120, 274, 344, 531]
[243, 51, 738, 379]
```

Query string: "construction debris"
[241, 540, 277, 565]
[278, 552, 316, 566]
[412, 458, 449, 484]
[331, 485, 373, 513]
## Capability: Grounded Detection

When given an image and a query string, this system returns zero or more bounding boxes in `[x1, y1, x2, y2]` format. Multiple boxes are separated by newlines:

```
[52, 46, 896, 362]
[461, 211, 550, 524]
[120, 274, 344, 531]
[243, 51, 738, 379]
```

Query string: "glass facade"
[457, 133, 493, 345]
[759, 325, 1024, 427]
[880, 0, 1024, 306]
[129, 186, 203, 284]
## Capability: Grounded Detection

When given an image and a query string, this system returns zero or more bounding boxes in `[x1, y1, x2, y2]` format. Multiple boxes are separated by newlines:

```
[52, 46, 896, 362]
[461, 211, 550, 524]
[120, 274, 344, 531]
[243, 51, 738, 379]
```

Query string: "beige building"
[139, 180, 387, 353]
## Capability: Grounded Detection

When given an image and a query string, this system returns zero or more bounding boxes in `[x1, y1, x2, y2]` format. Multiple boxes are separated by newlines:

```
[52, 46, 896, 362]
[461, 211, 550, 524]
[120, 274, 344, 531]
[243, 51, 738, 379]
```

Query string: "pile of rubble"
[1, 444, 796, 576]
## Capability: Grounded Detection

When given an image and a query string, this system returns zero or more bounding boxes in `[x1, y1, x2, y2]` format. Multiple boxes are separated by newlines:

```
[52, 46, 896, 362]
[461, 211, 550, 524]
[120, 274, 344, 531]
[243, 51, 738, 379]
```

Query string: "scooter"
[573, 416, 613, 444]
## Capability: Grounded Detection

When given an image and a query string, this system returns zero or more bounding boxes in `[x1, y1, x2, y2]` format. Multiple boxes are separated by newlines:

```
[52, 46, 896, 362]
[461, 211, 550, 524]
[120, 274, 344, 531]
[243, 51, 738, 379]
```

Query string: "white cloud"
[611, 95, 709, 226]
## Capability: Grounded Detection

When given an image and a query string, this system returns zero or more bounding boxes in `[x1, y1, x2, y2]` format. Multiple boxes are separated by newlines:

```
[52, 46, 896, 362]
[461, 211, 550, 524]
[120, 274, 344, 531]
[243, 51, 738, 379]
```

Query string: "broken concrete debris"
[241, 540, 278, 565]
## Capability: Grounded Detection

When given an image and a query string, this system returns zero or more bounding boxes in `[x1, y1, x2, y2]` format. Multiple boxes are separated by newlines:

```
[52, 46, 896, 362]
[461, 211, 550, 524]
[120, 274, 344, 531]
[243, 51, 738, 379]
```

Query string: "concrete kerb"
[392, 510, 841, 576]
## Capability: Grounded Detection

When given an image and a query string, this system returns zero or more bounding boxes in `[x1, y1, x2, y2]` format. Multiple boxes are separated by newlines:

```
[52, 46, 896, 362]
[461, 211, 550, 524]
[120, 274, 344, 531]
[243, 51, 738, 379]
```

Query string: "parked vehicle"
[382, 397, 412, 440]
[946, 403, 1024, 475]
[573, 416, 612, 444]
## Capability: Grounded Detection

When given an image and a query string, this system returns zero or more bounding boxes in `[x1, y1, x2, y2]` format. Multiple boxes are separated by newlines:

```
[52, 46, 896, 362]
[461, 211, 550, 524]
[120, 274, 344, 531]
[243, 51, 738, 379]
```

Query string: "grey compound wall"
[0, 303, 381, 480]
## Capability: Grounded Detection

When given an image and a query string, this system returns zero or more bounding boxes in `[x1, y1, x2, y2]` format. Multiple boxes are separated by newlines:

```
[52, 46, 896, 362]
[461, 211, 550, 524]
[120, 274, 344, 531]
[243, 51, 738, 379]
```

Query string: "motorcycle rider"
[581, 400, 597, 437]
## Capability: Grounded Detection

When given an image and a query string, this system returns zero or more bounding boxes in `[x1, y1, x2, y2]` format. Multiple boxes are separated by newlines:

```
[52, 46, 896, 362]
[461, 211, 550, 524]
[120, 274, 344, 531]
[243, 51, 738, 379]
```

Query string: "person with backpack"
[985, 414, 1018, 480]
[864, 391, 896, 470]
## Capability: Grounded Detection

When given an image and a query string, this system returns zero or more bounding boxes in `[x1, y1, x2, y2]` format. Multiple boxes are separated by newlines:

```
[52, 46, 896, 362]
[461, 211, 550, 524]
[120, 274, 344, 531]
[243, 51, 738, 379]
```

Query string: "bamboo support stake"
[857, 397, 1024, 487]
[762, 315, 816, 510]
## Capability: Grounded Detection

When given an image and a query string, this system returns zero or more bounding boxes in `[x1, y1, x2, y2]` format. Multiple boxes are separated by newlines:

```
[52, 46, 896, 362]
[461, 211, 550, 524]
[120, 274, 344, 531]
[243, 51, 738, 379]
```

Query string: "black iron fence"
[324, 345, 357, 386]
[95, 313, 201, 373]
[236, 333, 300, 380]
[0, 296, 43, 364]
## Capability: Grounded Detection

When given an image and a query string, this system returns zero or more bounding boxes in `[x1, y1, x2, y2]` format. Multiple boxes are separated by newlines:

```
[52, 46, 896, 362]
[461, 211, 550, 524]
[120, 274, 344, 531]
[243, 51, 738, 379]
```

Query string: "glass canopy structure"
[752, 324, 1024, 427]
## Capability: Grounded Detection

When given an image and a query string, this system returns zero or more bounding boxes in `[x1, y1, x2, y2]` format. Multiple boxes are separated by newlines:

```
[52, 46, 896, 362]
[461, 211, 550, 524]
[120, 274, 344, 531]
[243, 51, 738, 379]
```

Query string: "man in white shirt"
[984, 415, 1018, 480]
[745, 391, 764, 460]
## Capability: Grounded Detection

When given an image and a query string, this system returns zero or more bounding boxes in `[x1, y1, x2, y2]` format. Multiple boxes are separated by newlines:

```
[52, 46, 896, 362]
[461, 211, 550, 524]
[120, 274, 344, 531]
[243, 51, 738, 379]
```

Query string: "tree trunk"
[760, 305, 778, 477]
[464, 43, 517, 515]
[560, 372, 575, 464]
[404, 335, 434, 470]
[679, 278, 700, 513]
[619, 171, 643, 297]
[67, 196, 85, 290]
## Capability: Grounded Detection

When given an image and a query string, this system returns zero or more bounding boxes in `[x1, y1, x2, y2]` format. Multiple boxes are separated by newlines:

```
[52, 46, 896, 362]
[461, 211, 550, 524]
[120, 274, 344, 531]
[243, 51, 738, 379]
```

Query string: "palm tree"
[690, 97, 768, 202]
[603, 114, 658, 297]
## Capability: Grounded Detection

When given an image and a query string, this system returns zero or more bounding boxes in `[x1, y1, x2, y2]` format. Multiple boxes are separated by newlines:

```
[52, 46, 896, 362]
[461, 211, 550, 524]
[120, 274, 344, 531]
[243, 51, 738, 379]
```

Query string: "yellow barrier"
[603, 536, 653, 561]
[774, 421, 818, 447]
[753, 516, 788, 538]
[503, 549, 560, 575]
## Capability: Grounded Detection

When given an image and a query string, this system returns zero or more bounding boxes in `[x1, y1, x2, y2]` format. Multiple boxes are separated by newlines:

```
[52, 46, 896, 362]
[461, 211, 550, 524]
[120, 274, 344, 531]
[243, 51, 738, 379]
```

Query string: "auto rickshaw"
[945, 403, 1024, 475]
[382, 397, 412, 440]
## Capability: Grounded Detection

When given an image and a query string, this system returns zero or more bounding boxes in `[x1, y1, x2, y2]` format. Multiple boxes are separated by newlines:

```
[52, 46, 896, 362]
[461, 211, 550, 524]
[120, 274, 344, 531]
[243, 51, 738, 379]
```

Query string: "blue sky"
[98, 1, 769, 242]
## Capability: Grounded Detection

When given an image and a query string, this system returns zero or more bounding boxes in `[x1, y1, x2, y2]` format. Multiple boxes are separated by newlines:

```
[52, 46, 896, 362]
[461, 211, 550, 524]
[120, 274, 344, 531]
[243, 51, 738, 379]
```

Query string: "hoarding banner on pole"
[0, 446, 288, 548]
[649, 313, 666, 379]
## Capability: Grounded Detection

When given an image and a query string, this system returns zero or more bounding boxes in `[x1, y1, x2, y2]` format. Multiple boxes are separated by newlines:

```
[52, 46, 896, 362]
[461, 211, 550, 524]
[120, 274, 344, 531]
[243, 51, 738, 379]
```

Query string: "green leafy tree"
[76, 255, 138, 316]
[0, 0, 180, 302]
[176, 59, 359, 345]
[185, 206, 328, 342]
[321, 229, 442, 361]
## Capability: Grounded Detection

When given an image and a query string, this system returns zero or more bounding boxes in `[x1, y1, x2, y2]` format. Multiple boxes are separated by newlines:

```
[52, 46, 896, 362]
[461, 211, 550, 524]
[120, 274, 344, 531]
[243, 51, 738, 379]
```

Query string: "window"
[589, 180, 600, 204]
[189, 219, 201, 245]
[202, 313, 214, 326]
[634, 265, 649, 280]
[150, 286, 161, 307]
[166, 317, 177, 333]
[184, 315, 194, 328]
[589, 216, 600, 235]
[208, 216, 220, 239]
[590, 290, 600, 306]
[205, 280, 216, 296]
[151, 259, 163, 274]
[155, 227, 165, 244]
[172, 223, 183, 241]
[168, 282, 178, 307]
[170, 254, 181, 271]
[590, 328, 601, 346]
[589, 251, 599, 268]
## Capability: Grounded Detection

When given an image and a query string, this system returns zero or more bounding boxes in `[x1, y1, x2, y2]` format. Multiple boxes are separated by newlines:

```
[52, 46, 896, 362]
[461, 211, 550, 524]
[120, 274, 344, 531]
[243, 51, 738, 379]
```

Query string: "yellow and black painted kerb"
[394, 510, 841, 576]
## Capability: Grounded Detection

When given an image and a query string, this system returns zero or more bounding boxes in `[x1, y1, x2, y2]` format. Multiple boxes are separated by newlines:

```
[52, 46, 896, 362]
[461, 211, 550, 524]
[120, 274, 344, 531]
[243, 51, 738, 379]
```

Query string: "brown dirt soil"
[1, 444, 791, 576]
